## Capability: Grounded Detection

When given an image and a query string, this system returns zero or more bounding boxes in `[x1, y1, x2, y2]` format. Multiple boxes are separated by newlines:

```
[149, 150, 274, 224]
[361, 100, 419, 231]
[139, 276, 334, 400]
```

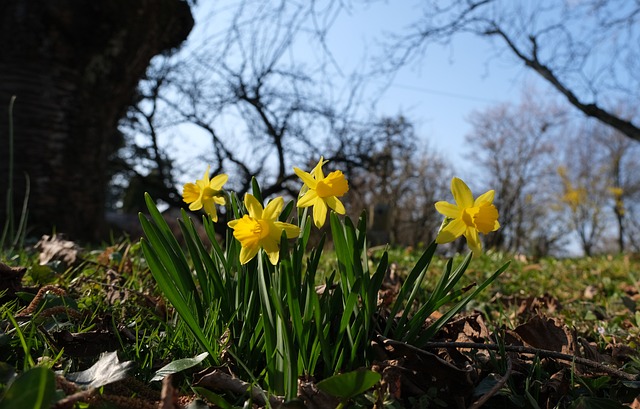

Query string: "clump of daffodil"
[228, 194, 300, 265]
[294, 157, 349, 228]
[182, 166, 228, 222]
[435, 177, 500, 253]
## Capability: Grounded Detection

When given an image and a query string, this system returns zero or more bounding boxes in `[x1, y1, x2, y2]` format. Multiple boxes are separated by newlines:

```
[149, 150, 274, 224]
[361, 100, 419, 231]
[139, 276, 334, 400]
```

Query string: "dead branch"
[421, 340, 638, 381]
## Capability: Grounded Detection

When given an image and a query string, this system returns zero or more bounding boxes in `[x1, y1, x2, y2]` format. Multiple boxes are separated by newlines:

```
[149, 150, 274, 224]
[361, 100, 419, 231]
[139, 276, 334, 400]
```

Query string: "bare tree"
[113, 0, 419, 224]
[335, 115, 454, 246]
[392, 152, 454, 247]
[380, 0, 640, 142]
[464, 88, 565, 254]
[556, 123, 626, 256]
[584, 117, 640, 252]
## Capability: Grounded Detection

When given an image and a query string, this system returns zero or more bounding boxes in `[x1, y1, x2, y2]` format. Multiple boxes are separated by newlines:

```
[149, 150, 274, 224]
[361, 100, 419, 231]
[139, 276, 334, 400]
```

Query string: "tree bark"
[0, 0, 193, 241]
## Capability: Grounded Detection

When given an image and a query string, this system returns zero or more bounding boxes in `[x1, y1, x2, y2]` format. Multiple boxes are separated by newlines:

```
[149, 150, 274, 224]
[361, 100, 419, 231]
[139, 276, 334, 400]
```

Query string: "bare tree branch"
[486, 25, 640, 142]
[380, 0, 640, 142]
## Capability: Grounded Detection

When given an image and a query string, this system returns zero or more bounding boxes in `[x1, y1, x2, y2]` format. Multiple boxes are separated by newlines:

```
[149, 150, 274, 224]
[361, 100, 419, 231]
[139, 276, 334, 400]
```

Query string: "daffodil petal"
[189, 199, 203, 211]
[274, 221, 301, 238]
[434, 201, 460, 218]
[312, 157, 325, 180]
[319, 171, 348, 197]
[227, 219, 238, 228]
[297, 190, 318, 208]
[474, 189, 495, 206]
[312, 199, 328, 228]
[244, 194, 263, 219]
[239, 245, 260, 265]
[201, 166, 211, 180]
[262, 233, 280, 254]
[203, 200, 218, 221]
[294, 168, 317, 189]
[436, 218, 466, 244]
[213, 196, 226, 205]
[324, 196, 345, 214]
[263, 220, 283, 246]
[182, 183, 200, 203]
[474, 204, 499, 234]
[266, 249, 280, 265]
[263, 197, 284, 221]
[451, 177, 474, 209]
[209, 173, 228, 191]
[465, 227, 482, 254]
[196, 177, 209, 190]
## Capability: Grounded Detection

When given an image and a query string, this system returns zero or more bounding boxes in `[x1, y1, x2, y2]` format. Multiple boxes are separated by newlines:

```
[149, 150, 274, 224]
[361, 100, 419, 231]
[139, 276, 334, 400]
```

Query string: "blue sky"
[321, 1, 540, 166]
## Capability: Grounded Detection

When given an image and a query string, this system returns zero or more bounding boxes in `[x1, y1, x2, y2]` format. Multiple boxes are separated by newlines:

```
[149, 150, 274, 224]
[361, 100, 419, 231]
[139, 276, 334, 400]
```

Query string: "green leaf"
[0, 367, 55, 409]
[140, 238, 216, 357]
[151, 352, 209, 382]
[330, 212, 354, 285]
[28, 264, 55, 284]
[416, 261, 510, 345]
[140, 201, 203, 320]
[178, 215, 211, 303]
[316, 368, 381, 399]
[251, 177, 263, 204]
[386, 241, 437, 336]
[184, 212, 229, 315]
[283, 264, 305, 360]
[366, 251, 388, 317]
[279, 199, 295, 222]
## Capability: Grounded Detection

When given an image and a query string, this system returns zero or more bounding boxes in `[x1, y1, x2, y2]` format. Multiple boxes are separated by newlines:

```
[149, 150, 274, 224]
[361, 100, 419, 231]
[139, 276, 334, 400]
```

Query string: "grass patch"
[1, 240, 639, 408]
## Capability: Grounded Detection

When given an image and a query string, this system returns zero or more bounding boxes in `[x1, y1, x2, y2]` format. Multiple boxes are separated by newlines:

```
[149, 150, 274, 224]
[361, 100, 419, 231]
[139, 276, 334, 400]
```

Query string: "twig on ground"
[16, 285, 67, 316]
[160, 375, 179, 409]
[421, 341, 638, 381]
[468, 356, 513, 409]
[195, 369, 284, 408]
[53, 387, 97, 409]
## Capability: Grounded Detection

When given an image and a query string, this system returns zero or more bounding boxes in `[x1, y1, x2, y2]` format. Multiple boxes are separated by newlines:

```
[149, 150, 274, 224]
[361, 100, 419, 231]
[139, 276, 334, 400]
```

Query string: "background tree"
[580, 117, 640, 252]
[0, 0, 193, 240]
[115, 0, 458, 247]
[556, 127, 616, 256]
[557, 166, 607, 257]
[381, 0, 640, 143]
[112, 59, 187, 213]
[464, 89, 564, 254]
[336, 115, 453, 246]
[123, 1, 339, 190]
[113, 1, 401, 215]
[96, 0, 640, 256]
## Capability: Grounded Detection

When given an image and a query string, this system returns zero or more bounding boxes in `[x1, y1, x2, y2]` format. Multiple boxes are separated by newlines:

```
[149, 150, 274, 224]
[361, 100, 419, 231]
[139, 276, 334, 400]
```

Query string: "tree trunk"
[0, 0, 193, 241]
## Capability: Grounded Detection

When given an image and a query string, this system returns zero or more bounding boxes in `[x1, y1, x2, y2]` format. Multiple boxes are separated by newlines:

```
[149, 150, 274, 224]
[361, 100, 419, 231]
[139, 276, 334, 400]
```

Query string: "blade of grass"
[384, 241, 437, 336]
[415, 261, 511, 346]
[140, 238, 217, 358]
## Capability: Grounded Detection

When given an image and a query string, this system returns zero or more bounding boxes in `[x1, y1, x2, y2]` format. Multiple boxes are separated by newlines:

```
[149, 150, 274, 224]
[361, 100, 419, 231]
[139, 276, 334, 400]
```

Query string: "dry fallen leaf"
[372, 336, 477, 406]
[35, 234, 80, 268]
[514, 315, 574, 354]
[66, 351, 134, 388]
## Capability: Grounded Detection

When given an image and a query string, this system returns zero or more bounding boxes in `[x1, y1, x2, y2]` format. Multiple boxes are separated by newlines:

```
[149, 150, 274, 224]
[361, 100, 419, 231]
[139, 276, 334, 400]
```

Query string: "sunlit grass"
[1, 237, 639, 406]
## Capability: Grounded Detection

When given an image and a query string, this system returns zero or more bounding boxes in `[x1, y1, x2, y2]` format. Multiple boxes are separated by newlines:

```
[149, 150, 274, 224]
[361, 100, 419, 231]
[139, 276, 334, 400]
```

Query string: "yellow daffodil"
[294, 157, 349, 228]
[182, 166, 228, 222]
[228, 194, 300, 265]
[435, 177, 500, 253]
